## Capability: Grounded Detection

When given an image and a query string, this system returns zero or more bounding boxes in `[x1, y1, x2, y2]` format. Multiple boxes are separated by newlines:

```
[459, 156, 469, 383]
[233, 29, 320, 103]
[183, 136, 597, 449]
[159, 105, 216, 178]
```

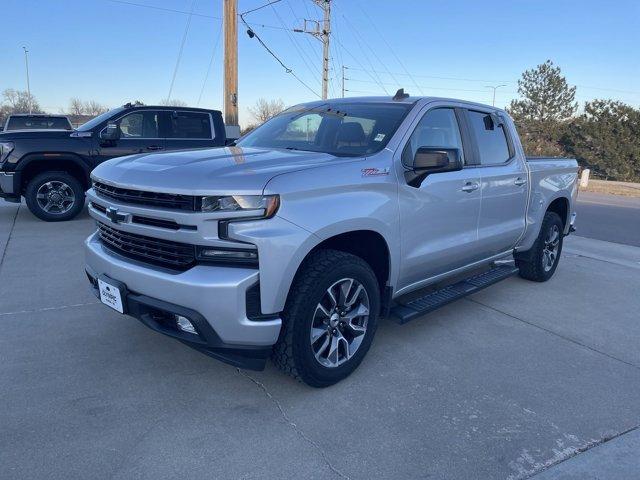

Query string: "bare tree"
[1, 89, 43, 125]
[2, 89, 41, 113]
[159, 98, 188, 107]
[84, 100, 108, 115]
[247, 98, 285, 125]
[69, 97, 85, 116]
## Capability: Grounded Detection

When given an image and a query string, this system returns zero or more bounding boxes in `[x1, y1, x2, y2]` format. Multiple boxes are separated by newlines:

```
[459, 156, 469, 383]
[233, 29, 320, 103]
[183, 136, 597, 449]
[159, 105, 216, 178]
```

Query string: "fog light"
[175, 315, 197, 335]
[199, 249, 257, 260]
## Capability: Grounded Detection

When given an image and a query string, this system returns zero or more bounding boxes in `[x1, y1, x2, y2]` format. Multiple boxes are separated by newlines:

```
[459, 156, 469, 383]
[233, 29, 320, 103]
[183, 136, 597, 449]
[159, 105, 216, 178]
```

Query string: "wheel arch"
[285, 229, 393, 314]
[546, 196, 569, 229]
[17, 154, 91, 193]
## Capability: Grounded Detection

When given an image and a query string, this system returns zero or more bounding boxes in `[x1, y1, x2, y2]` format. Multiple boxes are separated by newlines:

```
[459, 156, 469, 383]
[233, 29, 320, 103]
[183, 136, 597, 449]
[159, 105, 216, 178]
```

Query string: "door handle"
[514, 177, 527, 186]
[461, 181, 480, 192]
[147, 145, 164, 151]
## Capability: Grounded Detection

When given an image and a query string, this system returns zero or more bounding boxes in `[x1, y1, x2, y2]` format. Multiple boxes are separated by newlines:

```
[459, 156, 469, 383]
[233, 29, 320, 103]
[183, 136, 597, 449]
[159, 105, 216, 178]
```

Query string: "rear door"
[163, 111, 217, 151]
[95, 110, 165, 163]
[397, 105, 483, 292]
[466, 109, 528, 257]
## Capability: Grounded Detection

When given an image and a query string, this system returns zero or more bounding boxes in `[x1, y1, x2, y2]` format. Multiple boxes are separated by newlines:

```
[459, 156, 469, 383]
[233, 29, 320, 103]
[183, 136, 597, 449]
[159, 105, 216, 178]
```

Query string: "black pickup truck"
[0, 103, 226, 221]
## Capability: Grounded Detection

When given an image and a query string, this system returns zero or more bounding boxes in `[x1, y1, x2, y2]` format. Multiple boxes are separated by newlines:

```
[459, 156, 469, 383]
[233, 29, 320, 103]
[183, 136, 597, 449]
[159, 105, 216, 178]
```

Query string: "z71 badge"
[361, 167, 390, 177]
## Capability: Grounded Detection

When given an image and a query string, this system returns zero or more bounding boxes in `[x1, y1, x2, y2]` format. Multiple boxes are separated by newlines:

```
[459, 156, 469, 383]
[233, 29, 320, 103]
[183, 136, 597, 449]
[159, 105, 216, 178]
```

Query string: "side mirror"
[100, 123, 120, 141]
[413, 147, 462, 173]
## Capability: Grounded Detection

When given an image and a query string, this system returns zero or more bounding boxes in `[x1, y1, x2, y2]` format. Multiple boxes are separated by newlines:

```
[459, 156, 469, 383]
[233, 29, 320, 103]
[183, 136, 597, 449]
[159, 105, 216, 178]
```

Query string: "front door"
[95, 110, 164, 164]
[397, 106, 483, 293]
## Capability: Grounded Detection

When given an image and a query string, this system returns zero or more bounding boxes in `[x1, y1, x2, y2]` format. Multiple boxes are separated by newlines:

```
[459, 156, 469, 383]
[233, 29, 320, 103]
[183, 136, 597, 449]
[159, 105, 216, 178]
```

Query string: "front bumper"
[0, 172, 20, 202]
[85, 232, 282, 370]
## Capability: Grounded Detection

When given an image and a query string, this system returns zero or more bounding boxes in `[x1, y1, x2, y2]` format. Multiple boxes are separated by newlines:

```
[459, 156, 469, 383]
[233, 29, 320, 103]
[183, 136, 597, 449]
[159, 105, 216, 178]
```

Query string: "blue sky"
[1, 0, 639, 126]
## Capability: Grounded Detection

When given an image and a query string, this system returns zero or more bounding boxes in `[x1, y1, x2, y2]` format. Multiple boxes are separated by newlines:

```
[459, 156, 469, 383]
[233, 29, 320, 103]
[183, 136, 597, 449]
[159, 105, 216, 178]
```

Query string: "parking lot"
[1, 193, 640, 480]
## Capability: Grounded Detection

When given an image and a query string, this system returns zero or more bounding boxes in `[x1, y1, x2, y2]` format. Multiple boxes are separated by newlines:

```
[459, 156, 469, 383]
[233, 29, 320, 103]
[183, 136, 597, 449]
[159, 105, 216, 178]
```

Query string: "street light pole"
[485, 84, 506, 107]
[22, 46, 32, 114]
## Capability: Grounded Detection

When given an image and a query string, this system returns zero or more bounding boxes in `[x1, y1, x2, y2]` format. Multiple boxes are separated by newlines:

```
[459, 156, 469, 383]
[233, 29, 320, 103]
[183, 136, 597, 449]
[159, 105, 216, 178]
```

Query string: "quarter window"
[467, 110, 510, 165]
[169, 112, 212, 139]
[118, 111, 159, 138]
[402, 108, 464, 165]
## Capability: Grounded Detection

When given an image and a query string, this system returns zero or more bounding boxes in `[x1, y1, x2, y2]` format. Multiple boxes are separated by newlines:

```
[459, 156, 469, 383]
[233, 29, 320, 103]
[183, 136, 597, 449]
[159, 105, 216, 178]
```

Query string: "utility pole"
[294, 0, 331, 99]
[341, 65, 347, 98]
[223, 0, 238, 128]
[22, 46, 32, 114]
[485, 84, 506, 107]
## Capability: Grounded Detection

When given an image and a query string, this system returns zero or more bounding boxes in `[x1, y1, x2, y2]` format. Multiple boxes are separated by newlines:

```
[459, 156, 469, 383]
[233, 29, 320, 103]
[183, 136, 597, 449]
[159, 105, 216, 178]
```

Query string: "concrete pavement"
[1, 200, 639, 479]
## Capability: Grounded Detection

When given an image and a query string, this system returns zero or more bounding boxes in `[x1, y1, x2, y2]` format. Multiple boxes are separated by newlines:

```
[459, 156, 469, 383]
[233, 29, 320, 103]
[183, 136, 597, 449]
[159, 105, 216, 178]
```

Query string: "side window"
[401, 108, 464, 165]
[169, 112, 212, 139]
[467, 110, 510, 165]
[118, 111, 159, 138]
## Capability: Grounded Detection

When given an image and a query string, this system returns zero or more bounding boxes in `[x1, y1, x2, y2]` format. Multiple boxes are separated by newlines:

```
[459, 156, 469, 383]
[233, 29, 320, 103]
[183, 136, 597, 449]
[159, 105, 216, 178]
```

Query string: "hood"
[91, 146, 339, 195]
[0, 129, 76, 140]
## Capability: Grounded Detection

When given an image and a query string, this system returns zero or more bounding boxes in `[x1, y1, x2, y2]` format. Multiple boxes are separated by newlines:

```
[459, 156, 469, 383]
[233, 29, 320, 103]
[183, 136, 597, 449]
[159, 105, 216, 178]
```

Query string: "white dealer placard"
[98, 278, 124, 313]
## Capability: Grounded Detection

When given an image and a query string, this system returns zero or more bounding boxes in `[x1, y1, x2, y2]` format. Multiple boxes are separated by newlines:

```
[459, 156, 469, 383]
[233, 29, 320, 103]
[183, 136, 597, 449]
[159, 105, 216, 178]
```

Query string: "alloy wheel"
[36, 181, 75, 214]
[310, 278, 370, 368]
[542, 224, 560, 272]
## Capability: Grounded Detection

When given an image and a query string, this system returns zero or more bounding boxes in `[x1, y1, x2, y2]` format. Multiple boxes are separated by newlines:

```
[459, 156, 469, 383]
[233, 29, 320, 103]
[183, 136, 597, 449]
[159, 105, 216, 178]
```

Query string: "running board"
[389, 265, 519, 325]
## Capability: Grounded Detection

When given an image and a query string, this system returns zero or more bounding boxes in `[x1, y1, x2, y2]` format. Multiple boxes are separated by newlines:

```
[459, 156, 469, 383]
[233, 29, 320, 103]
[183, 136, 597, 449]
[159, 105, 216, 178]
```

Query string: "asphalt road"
[1, 196, 640, 480]
[575, 192, 640, 247]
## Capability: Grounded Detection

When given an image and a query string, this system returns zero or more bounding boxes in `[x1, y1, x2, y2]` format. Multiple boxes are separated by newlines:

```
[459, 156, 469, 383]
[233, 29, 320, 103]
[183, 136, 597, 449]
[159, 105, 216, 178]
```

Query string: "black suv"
[0, 103, 226, 221]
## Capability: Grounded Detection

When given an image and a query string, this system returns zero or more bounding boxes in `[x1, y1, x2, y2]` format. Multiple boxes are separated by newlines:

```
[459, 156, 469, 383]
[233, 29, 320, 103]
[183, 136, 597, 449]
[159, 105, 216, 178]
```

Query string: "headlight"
[0, 142, 14, 163]
[200, 194, 279, 218]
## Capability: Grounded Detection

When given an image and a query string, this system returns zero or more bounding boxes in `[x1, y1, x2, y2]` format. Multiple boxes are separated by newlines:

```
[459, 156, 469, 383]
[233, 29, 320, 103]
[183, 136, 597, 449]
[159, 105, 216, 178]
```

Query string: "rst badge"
[361, 167, 390, 177]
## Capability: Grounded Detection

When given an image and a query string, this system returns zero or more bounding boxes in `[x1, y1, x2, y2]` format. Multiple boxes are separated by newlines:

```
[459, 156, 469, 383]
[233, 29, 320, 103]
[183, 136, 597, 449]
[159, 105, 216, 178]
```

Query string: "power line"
[240, 12, 321, 98]
[197, 19, 223, 106]
[347, 77, 517, 95]
[354, 0, 424, 95]
[337, 14, 389, 95]
[104, 0, 290, 31]
[330, 32, 389, 95]
[167, 0, 196, 102]
[269, 1, 322, 81]
[338, 6, 404, 92]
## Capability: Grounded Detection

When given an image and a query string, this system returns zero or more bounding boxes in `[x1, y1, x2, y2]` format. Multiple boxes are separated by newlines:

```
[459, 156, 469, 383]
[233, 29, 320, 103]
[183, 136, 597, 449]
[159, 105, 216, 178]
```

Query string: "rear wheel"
[24, 171, 85, 222]
[516, 211, 564, 282]
[272, 249, 380, 387]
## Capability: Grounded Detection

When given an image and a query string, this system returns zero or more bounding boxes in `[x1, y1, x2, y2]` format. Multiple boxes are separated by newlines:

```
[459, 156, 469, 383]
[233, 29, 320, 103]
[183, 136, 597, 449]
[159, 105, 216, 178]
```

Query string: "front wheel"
[272, 249, 380, 387]
[24, 171, 85, 222]
[516, 211, 564, 282]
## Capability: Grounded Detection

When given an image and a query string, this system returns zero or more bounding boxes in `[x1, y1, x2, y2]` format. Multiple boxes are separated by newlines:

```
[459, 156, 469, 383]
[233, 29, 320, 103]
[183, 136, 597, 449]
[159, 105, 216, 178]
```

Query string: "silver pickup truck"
[85, 94, 578, 387]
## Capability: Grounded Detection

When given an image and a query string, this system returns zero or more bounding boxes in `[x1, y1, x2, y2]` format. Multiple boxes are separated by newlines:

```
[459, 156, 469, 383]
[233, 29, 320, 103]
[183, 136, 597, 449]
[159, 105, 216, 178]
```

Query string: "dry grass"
[580, 179, 640, 197]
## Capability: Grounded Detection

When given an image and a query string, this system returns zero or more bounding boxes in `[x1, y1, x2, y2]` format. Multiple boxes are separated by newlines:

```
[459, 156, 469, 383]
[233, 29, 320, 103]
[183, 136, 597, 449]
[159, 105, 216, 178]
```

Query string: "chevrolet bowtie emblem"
[106, 207, 128, 224]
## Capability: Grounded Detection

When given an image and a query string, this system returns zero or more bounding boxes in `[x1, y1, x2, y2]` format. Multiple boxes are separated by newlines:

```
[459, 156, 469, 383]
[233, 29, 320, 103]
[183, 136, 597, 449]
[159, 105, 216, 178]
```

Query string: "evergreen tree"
[508, 60, 577, 156]
[564, 100, 640, 182]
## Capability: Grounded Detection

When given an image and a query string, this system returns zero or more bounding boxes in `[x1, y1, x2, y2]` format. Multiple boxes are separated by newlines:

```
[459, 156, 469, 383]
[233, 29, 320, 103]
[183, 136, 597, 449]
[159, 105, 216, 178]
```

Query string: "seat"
[336, 122, 366, 149]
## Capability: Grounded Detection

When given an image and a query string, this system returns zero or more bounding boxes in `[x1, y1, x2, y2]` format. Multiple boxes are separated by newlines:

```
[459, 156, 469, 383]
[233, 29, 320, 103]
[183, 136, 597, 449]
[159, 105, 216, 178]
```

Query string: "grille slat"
[97, 222, 195, 270]
[93, 182, 198, 211]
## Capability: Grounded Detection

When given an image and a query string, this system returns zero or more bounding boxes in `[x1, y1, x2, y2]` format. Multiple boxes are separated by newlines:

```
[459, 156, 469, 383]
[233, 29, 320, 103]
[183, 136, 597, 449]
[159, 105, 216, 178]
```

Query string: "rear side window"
[169, 112, 212, 139]
[467, 110, 510, 165]
[6, 116, 71, 130]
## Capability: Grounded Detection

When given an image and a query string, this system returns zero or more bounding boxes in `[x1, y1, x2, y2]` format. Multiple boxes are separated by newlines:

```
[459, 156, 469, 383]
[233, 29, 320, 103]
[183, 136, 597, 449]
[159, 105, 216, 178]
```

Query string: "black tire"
[272, 249, 380, 388]
[24, 171, 85, 222]
[516, 211, 564, 282]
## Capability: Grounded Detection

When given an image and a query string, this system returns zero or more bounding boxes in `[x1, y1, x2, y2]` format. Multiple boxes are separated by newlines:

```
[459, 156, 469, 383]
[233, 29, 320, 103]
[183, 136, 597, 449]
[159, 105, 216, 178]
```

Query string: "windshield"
[237, 102, 412, 157]
[77, 107, 126, 131]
